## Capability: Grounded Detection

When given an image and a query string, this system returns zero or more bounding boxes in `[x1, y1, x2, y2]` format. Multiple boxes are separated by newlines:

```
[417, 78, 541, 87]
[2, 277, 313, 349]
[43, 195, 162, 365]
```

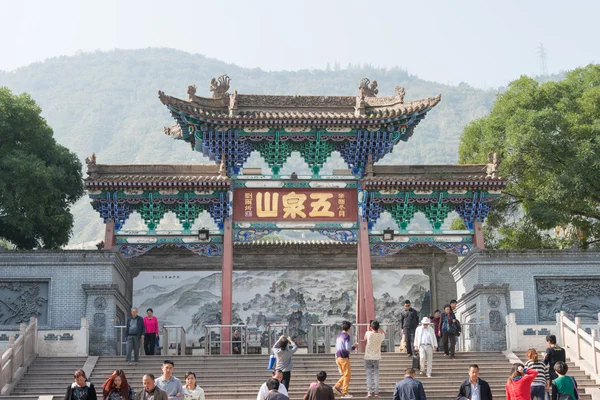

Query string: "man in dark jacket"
[399, 300, 419, 356]
[125, 307, 145, 365]
[457, 364, 493, 400]
[393, 368, 426, 400]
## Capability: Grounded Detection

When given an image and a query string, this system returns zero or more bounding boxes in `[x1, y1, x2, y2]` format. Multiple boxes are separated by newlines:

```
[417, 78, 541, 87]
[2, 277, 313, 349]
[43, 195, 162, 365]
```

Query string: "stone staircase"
[3, 351, 597, 399]
[88, 352, 516, 400]
[0, 356, 88, 400]
[514, 350, 595, 400]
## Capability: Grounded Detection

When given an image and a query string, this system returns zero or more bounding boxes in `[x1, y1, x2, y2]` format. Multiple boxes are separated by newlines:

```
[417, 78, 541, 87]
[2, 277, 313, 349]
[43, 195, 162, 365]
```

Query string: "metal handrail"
[204, 324, 248, 355]
[163, 325, 186, 356]
[114, 326, 127, 356]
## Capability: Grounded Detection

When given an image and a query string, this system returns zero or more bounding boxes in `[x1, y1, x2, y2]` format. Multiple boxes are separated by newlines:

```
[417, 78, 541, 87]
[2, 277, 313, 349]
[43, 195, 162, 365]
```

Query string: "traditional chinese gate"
[85, 76, 506, 353]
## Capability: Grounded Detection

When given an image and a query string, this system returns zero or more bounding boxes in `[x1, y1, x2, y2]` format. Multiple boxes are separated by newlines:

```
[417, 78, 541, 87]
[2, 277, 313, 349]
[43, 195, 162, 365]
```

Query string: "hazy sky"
[1, 0, 598, 88]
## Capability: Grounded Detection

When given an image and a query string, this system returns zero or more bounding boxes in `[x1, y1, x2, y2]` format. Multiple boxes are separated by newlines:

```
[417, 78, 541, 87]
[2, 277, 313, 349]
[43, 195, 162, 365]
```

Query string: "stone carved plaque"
[487, 295, 500, 309]
[94, 296, 107, 310]
[94, 313, 106, 328]
[536, 278, 600, 322]
[489, 311, 503, 331]
[0, 281, 49, 326]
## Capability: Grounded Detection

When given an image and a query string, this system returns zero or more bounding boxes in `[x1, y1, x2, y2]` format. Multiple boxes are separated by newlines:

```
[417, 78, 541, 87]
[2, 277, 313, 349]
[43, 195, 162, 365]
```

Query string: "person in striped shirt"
[524, 348, 550, 400]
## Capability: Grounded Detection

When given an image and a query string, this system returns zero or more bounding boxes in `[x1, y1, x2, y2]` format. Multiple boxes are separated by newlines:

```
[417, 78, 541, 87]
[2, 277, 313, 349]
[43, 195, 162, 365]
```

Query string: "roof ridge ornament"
[486, 152, 499, 178]
[85, 153, 99, 179]
[394, 86, 406, 103]
[210, 75, 231, 99]
[187, 84, 197, 101]
[358, 78, 378, 97]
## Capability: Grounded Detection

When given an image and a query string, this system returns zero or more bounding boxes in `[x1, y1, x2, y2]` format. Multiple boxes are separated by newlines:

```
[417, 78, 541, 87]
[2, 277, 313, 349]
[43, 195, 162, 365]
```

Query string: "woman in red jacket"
[506, 363, 539, 400]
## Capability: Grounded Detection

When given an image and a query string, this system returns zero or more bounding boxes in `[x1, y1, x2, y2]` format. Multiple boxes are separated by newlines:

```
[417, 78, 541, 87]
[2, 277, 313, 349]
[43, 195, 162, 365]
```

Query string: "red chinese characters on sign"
[233, 189, 358, 222]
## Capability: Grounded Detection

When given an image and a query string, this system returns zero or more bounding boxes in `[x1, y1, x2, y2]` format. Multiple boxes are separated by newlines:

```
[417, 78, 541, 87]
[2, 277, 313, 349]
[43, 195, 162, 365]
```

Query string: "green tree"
[458, 64, 600, 248]
[0, 88, 84, 249]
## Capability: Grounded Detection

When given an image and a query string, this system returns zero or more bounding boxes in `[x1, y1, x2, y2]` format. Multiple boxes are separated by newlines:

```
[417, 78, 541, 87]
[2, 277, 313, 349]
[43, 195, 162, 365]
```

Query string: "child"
[551, 361, 578, 400]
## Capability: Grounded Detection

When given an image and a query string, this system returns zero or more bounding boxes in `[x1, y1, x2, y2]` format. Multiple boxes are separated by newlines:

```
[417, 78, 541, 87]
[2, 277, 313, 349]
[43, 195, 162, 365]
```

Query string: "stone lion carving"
[210, 75, 231, 99]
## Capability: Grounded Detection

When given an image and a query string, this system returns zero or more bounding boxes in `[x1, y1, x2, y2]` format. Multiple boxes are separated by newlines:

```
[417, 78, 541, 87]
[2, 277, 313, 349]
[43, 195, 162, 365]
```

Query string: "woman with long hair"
[272, 335, 298, 391]
[181, 371, 205, 400]
[64, 369, 98, 400]
[506, 363, 538, 400]
[524, 348, 550, 400]
[101, 369, 134, 400]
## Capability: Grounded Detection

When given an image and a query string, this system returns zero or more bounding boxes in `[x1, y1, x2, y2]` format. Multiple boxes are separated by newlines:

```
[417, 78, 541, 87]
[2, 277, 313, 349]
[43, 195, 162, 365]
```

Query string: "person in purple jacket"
[333, 321, 357, 398]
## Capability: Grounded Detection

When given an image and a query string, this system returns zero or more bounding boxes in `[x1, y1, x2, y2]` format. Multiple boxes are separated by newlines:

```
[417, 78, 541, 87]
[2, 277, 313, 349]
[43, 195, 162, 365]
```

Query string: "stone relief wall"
[0, 281, 49, 326]
[536, 278, 600, 322]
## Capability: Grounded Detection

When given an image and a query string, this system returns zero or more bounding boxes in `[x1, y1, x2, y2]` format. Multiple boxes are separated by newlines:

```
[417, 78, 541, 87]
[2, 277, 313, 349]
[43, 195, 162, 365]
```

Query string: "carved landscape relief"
[133, 270, 430, 347]
[536, 278, 600, 322]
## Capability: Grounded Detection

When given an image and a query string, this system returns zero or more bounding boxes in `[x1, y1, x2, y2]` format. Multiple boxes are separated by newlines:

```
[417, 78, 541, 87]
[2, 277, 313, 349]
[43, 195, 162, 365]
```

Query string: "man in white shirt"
[257, 369, 288, 400]
[364, 320, 385, 397]
[413, 317, 437, 378]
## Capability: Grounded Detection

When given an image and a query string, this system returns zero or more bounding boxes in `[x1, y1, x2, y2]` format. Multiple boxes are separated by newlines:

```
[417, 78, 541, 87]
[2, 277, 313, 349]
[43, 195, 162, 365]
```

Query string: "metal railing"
[162, 325, 186, 356]
[204, 325, 249, 355]
[114, 326, 127, 356]
[0, 317, 37, 396]
[267, 324, 289, 351]
[307, 324, 331, 354]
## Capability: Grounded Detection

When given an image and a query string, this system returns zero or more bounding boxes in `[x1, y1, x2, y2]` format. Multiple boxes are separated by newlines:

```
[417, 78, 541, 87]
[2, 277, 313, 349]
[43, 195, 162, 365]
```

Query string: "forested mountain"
[0, 48, 499, 246]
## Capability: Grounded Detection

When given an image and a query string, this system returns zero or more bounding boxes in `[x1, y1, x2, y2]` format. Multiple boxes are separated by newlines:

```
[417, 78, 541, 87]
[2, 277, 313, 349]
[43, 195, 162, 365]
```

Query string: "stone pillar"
[221, 218, 233, 355]
[430, 254, 438, 311]
[473, 221, 485, 249]
[356, 220, 375, 352]
[104, 220, 116, 249]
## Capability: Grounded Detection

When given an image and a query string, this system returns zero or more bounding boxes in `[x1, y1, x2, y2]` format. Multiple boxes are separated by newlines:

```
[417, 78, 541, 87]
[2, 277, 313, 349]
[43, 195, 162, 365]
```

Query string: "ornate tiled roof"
[84, 153, 230, 190]
[363, 161, 507, 190]
[158, 75, 441, 128]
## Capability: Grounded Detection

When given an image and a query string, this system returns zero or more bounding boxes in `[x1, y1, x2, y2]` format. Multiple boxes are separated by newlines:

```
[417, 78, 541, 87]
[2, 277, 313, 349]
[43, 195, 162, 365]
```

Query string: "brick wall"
[452, 250, 600, 325]
[0, 251, 132, 355]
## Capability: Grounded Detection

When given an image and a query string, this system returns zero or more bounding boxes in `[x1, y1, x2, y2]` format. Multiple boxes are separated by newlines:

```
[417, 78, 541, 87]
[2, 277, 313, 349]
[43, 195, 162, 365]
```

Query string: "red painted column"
[104, 220, 116, 249]
[356, 244, 364, 351]
[357, 219, 375, 352]
[221, 217, 233, 355]
[473, 221, 485, 249]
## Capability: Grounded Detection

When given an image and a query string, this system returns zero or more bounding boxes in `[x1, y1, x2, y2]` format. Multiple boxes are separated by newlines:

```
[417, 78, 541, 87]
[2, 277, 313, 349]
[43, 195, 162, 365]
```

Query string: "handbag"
[412, 351, 420, 370]
[267, 354, 276, 370]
